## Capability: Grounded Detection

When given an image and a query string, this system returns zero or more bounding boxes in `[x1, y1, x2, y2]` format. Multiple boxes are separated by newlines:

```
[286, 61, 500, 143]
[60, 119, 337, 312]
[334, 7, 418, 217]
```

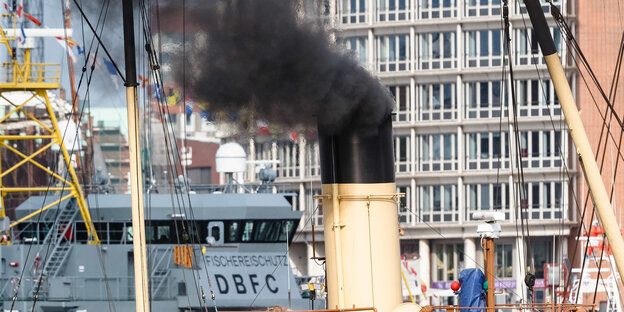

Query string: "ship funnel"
[319, 116, 407, 312]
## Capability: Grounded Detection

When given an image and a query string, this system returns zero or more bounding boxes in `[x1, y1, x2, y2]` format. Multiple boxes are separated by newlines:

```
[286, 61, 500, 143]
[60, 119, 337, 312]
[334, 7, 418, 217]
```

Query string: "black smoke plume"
[180, 0, 394, 134]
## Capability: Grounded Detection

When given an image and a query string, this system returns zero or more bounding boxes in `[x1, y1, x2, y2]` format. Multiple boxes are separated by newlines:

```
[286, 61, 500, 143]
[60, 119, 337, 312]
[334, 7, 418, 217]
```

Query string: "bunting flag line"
[153, 84, 163, 101]
[24, 12, 40, 26]
[103, 58, 119, 89]
[138, 75, 149, 88]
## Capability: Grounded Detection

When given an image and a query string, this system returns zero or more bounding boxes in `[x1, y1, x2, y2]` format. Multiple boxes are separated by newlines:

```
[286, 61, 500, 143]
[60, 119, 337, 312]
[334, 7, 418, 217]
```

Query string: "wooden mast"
[122, 0, 150, 311]
[523, 0, 624, 287]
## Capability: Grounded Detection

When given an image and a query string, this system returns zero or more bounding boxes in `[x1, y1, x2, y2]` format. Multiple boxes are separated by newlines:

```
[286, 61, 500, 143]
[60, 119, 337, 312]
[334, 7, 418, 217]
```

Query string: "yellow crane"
[0, 12, 99, 244]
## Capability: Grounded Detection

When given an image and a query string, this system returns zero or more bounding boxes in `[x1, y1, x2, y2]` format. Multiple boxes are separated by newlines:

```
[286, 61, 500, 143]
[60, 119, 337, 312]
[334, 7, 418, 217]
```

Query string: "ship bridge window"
[225, 221, 241, 243]
[254, 221, 281, 242]
[223, 220, 299, 243]
[241, 221, 255, 242]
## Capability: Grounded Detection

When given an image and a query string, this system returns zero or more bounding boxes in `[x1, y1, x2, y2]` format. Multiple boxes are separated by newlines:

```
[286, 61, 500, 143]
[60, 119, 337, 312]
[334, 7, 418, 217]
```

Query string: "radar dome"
[215, 142, 247, 173]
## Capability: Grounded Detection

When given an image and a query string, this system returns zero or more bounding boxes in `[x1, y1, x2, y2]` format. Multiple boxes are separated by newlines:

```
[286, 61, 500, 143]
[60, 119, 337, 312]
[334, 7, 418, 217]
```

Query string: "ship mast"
[523, 0, 624, 287]
[122, 0, 150, 311]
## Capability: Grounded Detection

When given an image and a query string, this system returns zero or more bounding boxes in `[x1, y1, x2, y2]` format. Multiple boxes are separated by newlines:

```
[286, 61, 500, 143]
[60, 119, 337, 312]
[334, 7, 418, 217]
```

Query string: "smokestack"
[318, 115, 403, 311]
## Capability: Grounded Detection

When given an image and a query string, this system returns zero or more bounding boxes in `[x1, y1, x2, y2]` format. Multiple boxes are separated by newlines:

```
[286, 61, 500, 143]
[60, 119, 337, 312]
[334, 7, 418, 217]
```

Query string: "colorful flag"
[153, 84, 163, 101]
[24, 12, 40, 26]
[257, 120, 270, 135]
[289, 131, 298, 142]
[138, 75, 149, 88]
[166, 89, 180, 106]
[18, 22, 26, 43]
[103, 58, 116, 75]
[103, 58, 119, 89]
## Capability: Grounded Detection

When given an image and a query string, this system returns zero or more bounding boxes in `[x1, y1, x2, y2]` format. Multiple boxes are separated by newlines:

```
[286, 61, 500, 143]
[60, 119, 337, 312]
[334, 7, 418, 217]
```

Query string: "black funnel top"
[319, 116, 395, 184]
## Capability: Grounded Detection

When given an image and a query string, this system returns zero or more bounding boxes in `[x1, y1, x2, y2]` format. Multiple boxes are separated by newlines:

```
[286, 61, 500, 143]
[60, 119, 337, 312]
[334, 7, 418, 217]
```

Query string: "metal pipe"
[331, 183, 345, 308]
[523, 0, 624, 288]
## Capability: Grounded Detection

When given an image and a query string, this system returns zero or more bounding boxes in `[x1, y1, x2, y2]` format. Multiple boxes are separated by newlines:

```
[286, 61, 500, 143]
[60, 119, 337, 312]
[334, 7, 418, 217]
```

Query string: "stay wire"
[71, 0, 126, 84]
[138, 2, 216, 309]
[522, 1, 621, 299]
[505, 0, 535, 279]
[11, 0, 113, 310]
[33, 1, 117, 310]
[514, 2, 611, 305]
[137, 4, 199, 311]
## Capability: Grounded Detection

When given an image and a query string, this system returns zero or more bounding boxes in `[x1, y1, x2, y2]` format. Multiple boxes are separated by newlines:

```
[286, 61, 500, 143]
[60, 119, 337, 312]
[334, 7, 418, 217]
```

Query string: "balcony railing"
[0, 62, 61, 89]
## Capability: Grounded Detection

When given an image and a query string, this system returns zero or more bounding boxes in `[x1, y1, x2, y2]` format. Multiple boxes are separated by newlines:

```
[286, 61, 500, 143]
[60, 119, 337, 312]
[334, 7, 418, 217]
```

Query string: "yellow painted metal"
[0, 93, 54, 132]
[321, 182, 403, 312]
[0, 21, 98, 243]
[1, 143, 72, 185]
[0, 142, 55, 178]
[0, 142, 3, 218]
[10, 192, 75, 228]
[544, 52, 624, 287]
[40, 90, 98, 244]
[400, 267, 415, 304]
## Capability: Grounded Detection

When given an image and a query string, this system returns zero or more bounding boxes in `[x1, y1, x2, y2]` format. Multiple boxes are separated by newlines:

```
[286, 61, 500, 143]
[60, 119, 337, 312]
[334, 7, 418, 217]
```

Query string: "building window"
[394, 135, 412, 173]
[515, 0, 563, 15]
[419, 83, 457, 120]
[516, 79, 561, 117]
[466, 183, 511, 220]
[341, 0, 367, 24]
[434, 243, 464, 282]
[465, 0, 501, 17]
[515, 27, 563, 66]
[518, 130, 565, 169]
[420, 184, 458, 222]
[397, 185, 413, 224]
[187, 167, 212, 185]
[421, 0, 457, 19]
[466, 132, 510, 170]
[277, 141, 299, 178]
[419, 32, 457, 70]
[531, 239, 553, 279]
[378, 0, 411, 21]
[523, 181, 566, 220]
[377, 34, 410, 72]
[495, 243, 513, 278]
[305, 189, 323, 227]
[465, 29, 503, 68]
[305, 141, 320, 177]
[344, 36, 368, 65]
[465, 80, 506, 119]
[389, 85, 412, 122]
[420, 133, 457, 171]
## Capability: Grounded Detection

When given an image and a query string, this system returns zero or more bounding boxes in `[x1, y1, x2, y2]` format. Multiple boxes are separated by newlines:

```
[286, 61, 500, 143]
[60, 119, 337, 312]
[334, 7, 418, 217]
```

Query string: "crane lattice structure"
[0, 14, 99, 243]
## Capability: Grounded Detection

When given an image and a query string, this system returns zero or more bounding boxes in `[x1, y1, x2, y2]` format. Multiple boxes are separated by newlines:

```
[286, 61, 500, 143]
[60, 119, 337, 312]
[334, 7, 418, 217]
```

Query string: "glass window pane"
[433, 84, 441, 109]
[444, 185, 452, 211]
[443, 32, 452, 58]
[433, 186, 441, 211]
[480, 30, 489, 56]
[492, 30, 501, 56]
[444, 84, 452, 109]
[432, 33, 440, 59]
[433, 135, 441, 160]
[423, 136, 430, 160]
[444, 134, 452, 160]
[423, 187, 431, 211]
[481, 184, 490, 210]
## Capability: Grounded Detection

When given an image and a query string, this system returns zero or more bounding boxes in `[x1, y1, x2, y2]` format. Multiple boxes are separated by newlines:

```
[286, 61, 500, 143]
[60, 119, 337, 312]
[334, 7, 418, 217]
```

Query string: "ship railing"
[221, 308, 377, 312]
[0, 62, 61, 89]
[425, 303, 595, 311]
[85, 183, 291, 194]
[0, 276, 178, 301]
